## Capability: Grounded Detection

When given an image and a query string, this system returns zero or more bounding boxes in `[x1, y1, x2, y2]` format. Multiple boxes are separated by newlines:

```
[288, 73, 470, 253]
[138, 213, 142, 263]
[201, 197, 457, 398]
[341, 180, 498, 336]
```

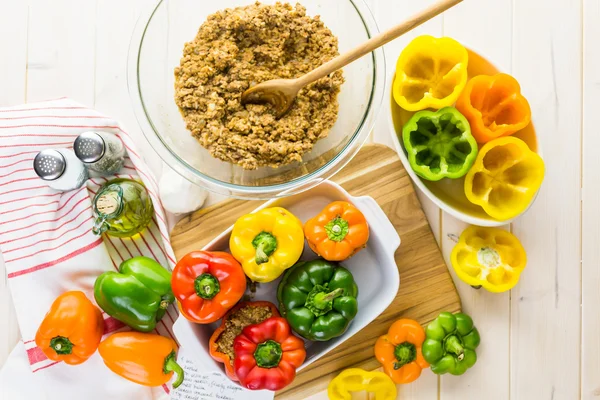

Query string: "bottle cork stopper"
[96, 191, 120, 215]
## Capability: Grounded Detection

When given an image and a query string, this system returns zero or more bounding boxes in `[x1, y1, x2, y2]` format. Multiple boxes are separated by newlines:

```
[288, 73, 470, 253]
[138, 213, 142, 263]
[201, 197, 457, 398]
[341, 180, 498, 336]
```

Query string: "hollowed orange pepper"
[35, 291, 104, 365]
[209, 301, 280, 381]
[375, 319, 429, 384]
[304, 201, 369, 261]
[456, 73, 531, 143]
[99, 332, 184, 388]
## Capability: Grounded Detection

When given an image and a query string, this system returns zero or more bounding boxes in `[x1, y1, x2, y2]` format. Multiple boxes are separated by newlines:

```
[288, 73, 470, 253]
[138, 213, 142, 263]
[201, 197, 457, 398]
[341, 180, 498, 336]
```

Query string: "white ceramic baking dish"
[173, 180, 400, 378]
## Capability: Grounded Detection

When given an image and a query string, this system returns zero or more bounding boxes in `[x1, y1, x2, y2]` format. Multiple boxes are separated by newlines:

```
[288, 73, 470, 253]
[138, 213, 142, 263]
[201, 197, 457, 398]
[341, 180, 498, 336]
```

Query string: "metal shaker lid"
[33, 149, 66, 181]
[74, 131, 105, 163]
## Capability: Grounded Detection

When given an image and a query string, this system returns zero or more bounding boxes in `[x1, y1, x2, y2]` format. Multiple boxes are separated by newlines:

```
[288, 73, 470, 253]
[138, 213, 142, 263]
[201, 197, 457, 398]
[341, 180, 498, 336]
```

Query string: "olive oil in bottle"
[92, 178, 153, 238]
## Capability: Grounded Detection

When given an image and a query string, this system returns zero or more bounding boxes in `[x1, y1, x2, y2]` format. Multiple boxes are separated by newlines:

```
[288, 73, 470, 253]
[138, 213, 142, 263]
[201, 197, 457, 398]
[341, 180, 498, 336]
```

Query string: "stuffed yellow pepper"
[451, 226, 527, 293]
[230, 207, 304, 283]
[393, 35, 469, 112]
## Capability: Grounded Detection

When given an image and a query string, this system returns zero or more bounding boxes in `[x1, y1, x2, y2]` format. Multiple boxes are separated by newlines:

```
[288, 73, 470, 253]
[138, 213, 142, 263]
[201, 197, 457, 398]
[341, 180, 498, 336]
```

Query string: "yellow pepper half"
[328, 368, 397, 400]
[393, 35, 469, 111]
[229, 207, 304, 283]
[451, 226, 527, 293]
[464, 137, 545, 221]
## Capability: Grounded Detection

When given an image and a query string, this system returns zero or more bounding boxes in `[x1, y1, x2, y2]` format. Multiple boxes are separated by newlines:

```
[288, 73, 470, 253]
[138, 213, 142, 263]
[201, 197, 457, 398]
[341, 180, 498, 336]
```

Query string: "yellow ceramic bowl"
[388, 49, 541, 227]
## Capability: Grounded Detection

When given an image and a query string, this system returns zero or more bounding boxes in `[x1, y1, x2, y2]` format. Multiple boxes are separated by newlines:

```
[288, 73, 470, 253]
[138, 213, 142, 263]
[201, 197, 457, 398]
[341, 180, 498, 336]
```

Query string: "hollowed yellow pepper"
[327, 368, 397, 400]
[393, 35, 469, 112]
[451, 226, 527, 293]
[230, 207, 304, 283]
[464, 137, 544, 221]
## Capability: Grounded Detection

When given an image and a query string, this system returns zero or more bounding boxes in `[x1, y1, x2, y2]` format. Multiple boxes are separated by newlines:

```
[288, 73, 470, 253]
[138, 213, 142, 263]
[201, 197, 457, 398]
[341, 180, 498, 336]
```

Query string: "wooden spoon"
[241, 0, 463, 118]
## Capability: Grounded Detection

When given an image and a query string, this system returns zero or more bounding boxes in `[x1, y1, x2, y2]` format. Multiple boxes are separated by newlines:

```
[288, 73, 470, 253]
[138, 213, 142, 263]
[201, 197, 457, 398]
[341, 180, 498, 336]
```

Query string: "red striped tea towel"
[0, 98, 178, 399]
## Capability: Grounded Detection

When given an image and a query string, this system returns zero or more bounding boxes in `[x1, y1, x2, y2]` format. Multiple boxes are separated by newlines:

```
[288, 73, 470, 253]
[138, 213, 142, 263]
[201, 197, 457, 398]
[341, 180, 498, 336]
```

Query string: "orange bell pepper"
[456, 73, 531, 143]
[35, 291, 104, 365]
[304, 201, 369, 261]
[99, 332, 184, 388]
[375, 319, 429, 384]
[209, 301, 280, 381]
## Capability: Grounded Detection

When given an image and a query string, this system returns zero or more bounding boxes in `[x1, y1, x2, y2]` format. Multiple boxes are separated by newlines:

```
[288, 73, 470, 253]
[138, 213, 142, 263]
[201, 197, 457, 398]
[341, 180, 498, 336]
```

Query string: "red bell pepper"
[233, 317, 306, 391]
[172, 251, 246, 324]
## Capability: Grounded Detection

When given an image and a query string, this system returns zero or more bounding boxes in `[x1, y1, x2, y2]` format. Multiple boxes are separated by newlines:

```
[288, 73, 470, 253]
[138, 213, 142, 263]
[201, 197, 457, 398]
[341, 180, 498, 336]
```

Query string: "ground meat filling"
[174, 2, 344, 170]
[215, 305, 274, 365]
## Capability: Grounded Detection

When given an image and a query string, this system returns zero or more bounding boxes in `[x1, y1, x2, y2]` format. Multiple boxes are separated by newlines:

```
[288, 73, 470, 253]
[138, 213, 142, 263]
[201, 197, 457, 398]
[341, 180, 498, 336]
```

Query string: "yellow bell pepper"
[393, 35, 469, 112]
[464, 137, 545, 221]
[451, 226, 527, 293]
[328, 368, 397, 400]
[229, 207, 304, 283]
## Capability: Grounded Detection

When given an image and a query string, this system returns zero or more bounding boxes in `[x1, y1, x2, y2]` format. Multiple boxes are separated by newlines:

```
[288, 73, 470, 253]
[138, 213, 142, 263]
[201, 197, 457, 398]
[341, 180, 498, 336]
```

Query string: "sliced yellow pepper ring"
[393, 35, 469, 112]
[327, 368, 397, 400]
[464, 136, 544, 221]
[451, 226, 527, 293]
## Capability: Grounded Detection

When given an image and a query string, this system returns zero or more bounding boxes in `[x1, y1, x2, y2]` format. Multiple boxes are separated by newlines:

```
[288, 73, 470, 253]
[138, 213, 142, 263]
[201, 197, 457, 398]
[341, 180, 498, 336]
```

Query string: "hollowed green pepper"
[94, 256, 175, 332]
[422, 312, 480, 375]
[403, 107, 478, 181]
[276, 259, 358, 341]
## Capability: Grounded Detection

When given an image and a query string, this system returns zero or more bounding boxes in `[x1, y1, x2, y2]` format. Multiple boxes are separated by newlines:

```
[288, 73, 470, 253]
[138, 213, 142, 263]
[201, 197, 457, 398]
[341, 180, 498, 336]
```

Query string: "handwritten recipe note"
[171, 351, 274, 400]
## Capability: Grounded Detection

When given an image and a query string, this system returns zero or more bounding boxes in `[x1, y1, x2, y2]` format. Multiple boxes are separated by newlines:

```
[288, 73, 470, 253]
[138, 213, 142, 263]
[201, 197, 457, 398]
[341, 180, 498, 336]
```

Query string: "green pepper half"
[276, 259, 358, 341]
[94, 256, 175, 332]
[422, 312, 481, 375]
[402, 107, 478, 181]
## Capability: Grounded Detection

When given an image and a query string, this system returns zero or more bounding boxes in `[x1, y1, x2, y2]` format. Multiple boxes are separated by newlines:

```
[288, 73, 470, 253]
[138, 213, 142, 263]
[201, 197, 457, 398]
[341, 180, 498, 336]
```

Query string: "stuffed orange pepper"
[375, 319, 429, 384]
[99, 332, 184, 388]
[456, 73, 531, 143]
[304, 201, 369, 261]
[172, 251, 246, 324]
[35, 291, 104, 365]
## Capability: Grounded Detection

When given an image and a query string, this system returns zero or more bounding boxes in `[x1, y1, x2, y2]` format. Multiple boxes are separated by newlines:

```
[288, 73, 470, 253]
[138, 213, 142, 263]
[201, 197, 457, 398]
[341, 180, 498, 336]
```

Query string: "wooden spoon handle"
[296, 0, 463, 87]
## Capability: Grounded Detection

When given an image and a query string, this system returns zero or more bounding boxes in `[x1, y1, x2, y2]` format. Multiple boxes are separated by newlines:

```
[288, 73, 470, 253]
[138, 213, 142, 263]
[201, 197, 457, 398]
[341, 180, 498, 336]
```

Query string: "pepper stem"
[393, 342, 417, 370]
[194, 273, 220, 300]
[252, 232, 277, 265]
[445, 335, 465, 361]
[477, 247, 501, 269]
[254, 340, 283, 369]
[50, 336, 74, 355]
[313, 288, 344, 309]
[324, 217, 350, 242]
[163, 351, 185, 388]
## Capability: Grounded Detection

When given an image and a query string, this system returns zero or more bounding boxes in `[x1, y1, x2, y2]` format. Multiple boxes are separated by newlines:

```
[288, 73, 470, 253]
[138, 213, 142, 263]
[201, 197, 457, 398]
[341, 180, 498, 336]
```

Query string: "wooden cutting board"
[170, 144, 461, 399]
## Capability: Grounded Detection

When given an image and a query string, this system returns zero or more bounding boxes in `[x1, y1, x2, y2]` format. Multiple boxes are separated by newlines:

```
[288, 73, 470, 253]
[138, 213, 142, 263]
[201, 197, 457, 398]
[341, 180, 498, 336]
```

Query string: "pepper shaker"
[33, 149, 89, 191]
[74, 131, 125, 175]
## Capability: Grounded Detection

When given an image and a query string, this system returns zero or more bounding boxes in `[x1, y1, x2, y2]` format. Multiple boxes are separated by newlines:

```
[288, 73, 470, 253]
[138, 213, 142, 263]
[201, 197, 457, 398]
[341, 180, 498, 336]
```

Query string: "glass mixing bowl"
[128, 0, 385, 199]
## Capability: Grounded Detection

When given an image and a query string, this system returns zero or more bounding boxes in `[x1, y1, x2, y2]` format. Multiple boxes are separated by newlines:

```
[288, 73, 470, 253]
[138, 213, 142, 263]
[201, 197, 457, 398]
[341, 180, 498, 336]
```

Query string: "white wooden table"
[0, 0, 597, 398]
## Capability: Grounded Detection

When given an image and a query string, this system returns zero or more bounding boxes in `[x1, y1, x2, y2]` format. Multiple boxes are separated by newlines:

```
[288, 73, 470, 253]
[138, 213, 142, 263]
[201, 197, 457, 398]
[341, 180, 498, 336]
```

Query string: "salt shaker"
[74, 131, 125, 175]
[33, 149, 89, 191]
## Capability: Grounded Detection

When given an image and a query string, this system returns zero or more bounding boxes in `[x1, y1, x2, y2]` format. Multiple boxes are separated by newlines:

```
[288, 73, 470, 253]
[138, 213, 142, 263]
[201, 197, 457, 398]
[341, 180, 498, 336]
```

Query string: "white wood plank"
[26, 0, 96, 104]
[438, 1, 513, 399]
[0, 0, 29, 366]
[510, 0, 582, 398]
[581, 0, 600, 397]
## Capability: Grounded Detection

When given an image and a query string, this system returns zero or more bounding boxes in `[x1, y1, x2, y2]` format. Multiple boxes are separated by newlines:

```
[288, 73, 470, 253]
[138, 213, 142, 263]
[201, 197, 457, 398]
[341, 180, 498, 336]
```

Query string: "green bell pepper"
[94, 256, 175, 332]
[402, 107, 478, 181]
[422, 312, 481, 375]
[276, 258, 358, 341]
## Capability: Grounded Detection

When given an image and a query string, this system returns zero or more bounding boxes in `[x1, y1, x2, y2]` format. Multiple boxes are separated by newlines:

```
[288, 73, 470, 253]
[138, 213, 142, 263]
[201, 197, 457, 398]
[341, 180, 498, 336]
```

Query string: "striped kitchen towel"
[0, 98, 178, 399]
